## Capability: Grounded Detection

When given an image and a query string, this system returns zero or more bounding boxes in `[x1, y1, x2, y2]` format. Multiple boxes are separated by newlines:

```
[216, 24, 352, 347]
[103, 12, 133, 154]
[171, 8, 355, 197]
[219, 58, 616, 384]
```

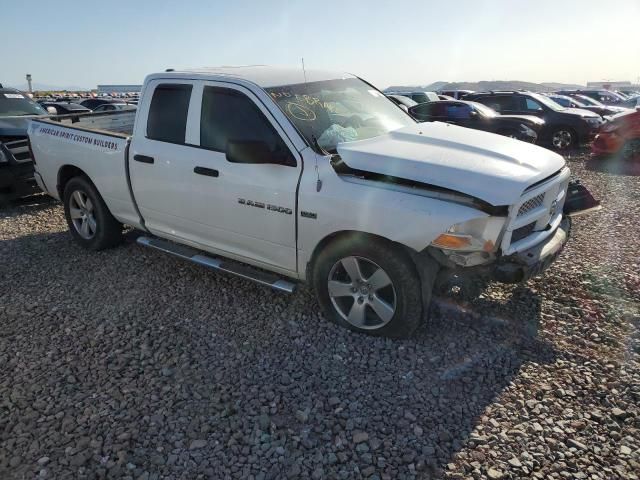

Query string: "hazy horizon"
[3, 0, 638, 91]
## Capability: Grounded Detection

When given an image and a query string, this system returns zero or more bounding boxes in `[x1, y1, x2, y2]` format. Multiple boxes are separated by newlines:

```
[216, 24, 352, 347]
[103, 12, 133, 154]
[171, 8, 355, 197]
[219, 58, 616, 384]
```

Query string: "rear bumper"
[493, 216, 570, 283]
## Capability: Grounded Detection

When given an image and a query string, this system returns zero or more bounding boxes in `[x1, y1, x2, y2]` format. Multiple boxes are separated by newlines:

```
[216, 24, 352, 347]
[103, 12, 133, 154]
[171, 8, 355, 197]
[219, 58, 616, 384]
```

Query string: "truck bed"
[50, 110, 136, 136]
[28, 115, 142, 228]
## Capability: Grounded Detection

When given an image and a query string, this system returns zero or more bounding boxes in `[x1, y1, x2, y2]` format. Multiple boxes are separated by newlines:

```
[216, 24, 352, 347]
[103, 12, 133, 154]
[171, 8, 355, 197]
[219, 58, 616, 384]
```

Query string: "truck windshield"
[0, 92, 47, 117]
[265, 78, 415, 153]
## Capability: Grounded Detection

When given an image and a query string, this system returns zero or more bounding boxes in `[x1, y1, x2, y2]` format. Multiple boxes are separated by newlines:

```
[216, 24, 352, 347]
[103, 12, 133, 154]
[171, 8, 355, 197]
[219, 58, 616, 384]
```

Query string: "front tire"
[312, 235, 427, 338]
[550, 127, 576, 150]
[63, 176, 122, 250]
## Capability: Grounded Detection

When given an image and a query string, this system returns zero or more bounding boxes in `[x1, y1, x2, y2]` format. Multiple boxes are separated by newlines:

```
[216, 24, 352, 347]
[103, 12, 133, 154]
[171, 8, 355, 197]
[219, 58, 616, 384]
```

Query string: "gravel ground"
[1, 150, 638, 480]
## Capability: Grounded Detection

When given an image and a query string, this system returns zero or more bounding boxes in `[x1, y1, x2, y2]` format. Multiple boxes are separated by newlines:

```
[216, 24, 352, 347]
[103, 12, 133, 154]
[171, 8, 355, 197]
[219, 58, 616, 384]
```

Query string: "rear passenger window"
[445, 104, 472, 118]
[147, 84, 192, 143]
[200, 86, 294, 165]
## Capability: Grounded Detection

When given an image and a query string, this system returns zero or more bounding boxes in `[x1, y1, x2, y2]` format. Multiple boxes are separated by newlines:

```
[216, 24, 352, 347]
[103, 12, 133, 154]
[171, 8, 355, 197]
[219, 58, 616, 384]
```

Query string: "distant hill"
[384, 80, 585, 93]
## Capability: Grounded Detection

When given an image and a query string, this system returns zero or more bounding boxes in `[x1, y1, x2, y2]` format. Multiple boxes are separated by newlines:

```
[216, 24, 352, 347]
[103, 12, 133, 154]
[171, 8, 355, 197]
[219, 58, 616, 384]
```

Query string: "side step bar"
[136, 236, 296, 293]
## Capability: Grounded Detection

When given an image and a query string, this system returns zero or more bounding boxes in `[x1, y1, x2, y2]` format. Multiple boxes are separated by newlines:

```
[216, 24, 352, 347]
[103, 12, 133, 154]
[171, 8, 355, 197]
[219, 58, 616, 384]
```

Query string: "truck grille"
[3, 138, 32, 164]
[502, 167, 571, 255]
[517, 193, 544, 217]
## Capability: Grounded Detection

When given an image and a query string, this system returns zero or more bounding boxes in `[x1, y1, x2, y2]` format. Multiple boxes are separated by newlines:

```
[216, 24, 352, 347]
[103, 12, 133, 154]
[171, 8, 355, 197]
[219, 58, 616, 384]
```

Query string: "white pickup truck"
[28, 66, 579, 337]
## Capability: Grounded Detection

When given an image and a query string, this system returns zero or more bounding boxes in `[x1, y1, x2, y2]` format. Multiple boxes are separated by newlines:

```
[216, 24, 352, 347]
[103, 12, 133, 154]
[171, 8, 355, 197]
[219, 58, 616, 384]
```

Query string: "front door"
[129, 80, 302, 273]
[183, 82, 302, 272]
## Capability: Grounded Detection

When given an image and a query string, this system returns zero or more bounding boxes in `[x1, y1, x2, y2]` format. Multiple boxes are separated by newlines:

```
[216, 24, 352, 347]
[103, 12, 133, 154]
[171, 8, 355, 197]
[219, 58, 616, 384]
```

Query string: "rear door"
[129, 81, 198, 237]
[476, 95, 517, 114]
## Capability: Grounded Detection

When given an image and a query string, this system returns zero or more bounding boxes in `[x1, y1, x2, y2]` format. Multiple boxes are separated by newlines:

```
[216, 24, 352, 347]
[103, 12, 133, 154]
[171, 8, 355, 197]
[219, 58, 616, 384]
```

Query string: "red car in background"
[592, 108, 640, 158]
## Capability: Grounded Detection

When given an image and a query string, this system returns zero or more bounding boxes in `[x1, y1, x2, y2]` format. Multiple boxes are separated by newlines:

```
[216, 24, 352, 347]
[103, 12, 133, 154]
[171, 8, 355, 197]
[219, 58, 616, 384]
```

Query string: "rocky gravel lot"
[1, 150, 639, 480]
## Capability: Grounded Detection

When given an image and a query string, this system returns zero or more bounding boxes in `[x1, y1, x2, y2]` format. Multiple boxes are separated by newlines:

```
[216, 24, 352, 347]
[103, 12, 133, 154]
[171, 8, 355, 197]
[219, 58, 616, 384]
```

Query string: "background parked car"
[385, 91, 439, 103]
[556, 89, 627, 106]
[553, 93, 631, 117]
[592, 109, 640, 159]
[545, 93, 631, 118]
[0, 86, 46, 203]
[92, 103, 137, 112]
[39, 102, 91, 115]
[79, 98, 123, 110]
[465, 91, 603, 150]
[438, 89, 474, 99]
[386, 94, 418, 113]
[408, 99, 543, 143]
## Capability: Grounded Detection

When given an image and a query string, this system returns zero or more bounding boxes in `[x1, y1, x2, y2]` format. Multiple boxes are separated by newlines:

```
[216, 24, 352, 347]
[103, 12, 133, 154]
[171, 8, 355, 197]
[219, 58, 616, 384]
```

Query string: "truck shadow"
[0, 193, 57, 215]
[0, 230, 555, 479]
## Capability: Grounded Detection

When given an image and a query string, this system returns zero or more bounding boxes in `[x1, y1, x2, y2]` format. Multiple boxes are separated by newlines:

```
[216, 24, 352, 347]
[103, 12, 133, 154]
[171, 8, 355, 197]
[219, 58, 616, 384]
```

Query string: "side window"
[445, 103, 472, 119]
[524, 98, 543, 111]
[478, 95, 513, 112]
[200, 86, 295, 166]
[412, 103, 439, 117]
[147, 83, 192, 144]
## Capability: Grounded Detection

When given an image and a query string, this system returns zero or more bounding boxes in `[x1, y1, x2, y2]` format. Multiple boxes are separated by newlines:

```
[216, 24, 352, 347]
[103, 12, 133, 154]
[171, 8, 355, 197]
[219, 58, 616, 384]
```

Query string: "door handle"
[134, 154, 154, 164]
[194, 166, 219, 177]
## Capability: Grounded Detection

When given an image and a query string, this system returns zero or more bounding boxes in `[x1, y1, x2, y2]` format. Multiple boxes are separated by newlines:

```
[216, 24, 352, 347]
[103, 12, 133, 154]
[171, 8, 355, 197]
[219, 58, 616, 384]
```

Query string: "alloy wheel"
[327, 256, 397, 330]
[69, 190, 97, 239]
[552, 129, 573, 149]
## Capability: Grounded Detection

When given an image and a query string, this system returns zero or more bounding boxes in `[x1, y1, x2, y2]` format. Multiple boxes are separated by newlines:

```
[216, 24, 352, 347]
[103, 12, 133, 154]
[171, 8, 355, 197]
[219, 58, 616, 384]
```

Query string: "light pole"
[26, 74, 33, 93]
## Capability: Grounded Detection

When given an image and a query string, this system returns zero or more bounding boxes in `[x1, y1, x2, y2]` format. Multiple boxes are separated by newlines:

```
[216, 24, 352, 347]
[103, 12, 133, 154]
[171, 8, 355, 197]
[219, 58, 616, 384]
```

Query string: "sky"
[3, 0, 639, 90]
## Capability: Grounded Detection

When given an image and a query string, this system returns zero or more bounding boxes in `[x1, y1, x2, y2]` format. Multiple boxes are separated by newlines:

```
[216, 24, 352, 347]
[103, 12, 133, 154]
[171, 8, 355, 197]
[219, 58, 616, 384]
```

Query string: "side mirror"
[469, 110, 478, 118]
[399, 104, 409, 113]
[46, 106, 57, 115]
[226, 140, 295, 166]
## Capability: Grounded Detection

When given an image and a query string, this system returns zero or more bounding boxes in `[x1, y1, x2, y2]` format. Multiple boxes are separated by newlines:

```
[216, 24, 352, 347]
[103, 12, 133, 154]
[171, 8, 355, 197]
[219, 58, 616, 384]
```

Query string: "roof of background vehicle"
[466, 90, 534, 95]
[42, 102, 90, 110]
[0, 87, 23, 94]
[150, 66, 355, 89]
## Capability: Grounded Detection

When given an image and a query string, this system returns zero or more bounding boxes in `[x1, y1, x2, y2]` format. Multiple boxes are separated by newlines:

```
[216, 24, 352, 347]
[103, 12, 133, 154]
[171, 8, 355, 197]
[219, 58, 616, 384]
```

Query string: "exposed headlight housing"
[431, 217, 506, 266]
[586, 117, 602, 126]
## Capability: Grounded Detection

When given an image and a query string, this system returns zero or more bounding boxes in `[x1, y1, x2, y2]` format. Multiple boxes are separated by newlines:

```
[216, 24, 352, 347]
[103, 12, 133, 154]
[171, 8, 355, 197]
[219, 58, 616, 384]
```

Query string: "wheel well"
[57, 165, 88, 198]
[305, 230, 415, 281]
[551, 125, 577, 136]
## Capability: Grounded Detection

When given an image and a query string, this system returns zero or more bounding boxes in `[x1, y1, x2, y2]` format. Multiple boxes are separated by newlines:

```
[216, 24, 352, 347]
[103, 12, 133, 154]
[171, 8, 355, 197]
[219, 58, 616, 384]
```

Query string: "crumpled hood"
[336, 122, 566, 206]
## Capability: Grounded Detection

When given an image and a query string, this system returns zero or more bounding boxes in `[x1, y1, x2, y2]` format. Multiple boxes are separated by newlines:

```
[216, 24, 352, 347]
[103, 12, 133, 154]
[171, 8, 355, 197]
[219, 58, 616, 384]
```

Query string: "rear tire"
[63, 176, 122, 250]
[312, 235, 428, 338]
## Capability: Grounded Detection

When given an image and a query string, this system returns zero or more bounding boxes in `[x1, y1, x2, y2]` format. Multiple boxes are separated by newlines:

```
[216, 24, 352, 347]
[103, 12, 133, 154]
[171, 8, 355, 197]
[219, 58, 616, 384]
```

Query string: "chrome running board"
[136, 236, 296, 293]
